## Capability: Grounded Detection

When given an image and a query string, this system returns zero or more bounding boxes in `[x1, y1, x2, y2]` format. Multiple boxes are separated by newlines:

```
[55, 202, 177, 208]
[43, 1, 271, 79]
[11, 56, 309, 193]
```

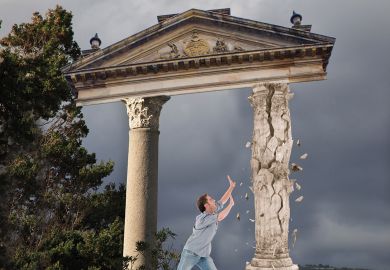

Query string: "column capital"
[122, 96, 170, 130]
[249, 83, 293, 108]
[252, 82, 289, 94]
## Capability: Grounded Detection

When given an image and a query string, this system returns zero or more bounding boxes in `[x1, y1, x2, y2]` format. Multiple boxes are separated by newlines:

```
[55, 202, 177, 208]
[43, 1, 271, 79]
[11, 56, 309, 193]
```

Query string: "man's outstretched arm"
[218, 195, 234, 222]
[219, 175, 236, 205]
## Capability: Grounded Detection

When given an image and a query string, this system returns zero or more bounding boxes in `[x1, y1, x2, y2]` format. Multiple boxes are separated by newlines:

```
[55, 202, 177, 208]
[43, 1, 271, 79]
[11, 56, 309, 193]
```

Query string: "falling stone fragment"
[260, 213, 264, 217]
[249, 186, 254, 194]
[246, 210, 250, 214]
[295, 196, 304, 203]
[291, 229, 298, 248]
[240, 182, 243, 187]
[245, 193, 249, 200]
[291, 163, 303, 172]
[245, 141, 252, 148]
[295, 182, 301, 191]
[299, 153, 308, 160]
[249, 218, 255, 223]
[296, 139, 301, 146]
[236, 213, 240, 221]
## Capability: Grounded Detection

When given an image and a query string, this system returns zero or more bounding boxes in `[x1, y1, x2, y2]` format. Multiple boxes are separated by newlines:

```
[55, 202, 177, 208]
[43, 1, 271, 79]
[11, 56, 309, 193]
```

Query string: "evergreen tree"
[0, 7, 180, 269]
[0, 6, 122, 269]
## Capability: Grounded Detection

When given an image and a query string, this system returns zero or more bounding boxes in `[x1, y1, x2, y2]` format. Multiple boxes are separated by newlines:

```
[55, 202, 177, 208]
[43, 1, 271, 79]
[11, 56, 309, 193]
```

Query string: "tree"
[0, 8, 81, 258]
[0, 6, 120, 269]
[124, 228, 180, 270]
[0, 7, 180, 269]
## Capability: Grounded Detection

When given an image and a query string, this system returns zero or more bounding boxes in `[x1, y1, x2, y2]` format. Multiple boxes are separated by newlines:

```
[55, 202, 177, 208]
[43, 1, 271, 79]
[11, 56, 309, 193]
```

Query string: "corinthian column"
[122, 96, 170, 269]
[246, 83, 298, 270]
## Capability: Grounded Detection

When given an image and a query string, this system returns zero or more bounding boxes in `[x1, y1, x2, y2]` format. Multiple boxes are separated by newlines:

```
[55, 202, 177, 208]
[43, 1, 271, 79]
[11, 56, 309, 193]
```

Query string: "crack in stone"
[276, 189, 284, 234]
[266, 86, 275, 139]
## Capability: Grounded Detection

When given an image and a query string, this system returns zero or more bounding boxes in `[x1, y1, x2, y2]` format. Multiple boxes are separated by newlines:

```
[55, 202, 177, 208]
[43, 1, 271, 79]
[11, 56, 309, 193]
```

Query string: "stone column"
[122, 96, 170, 269]
[246, 83, 298, 270]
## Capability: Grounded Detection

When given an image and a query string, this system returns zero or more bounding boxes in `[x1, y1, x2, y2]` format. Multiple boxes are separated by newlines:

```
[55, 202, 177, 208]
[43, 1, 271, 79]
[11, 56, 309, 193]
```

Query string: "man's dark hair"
[197, 193, 208, 212]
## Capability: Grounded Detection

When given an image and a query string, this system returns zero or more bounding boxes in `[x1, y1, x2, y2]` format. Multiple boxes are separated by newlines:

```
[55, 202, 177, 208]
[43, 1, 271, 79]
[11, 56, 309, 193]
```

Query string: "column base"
[245, 255, 298, 270]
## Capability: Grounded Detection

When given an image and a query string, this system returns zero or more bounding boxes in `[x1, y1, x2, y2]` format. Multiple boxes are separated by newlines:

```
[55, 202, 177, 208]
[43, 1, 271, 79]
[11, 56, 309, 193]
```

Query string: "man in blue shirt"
[177, 175, 236, 270]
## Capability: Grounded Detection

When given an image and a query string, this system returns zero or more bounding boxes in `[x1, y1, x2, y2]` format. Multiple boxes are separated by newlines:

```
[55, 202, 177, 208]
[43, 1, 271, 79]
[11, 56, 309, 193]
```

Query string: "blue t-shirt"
[183, 200, 224, 257]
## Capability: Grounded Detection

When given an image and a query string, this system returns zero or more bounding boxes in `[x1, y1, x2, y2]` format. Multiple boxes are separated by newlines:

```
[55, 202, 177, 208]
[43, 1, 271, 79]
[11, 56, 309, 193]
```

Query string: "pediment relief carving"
[120, 30, 270, 65]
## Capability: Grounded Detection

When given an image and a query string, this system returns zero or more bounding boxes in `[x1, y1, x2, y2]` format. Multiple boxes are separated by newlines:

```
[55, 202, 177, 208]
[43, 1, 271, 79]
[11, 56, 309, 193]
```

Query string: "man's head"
[197, 193, 217, 213]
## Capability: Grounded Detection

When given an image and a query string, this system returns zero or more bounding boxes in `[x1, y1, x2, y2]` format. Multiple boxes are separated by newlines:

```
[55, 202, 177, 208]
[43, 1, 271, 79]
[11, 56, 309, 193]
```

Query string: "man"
[177, 175, 236, 270]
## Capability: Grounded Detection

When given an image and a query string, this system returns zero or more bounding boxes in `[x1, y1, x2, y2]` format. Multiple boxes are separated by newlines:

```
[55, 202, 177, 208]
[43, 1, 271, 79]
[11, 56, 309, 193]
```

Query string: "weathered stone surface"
[122, 96, 169, 270]
[122, 96, 170, 130]
[247, 83, 297, 270]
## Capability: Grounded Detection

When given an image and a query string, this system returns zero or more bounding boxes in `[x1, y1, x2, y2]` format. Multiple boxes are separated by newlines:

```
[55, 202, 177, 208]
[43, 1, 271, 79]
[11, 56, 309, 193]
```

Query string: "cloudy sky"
[1, 1, 389, 269]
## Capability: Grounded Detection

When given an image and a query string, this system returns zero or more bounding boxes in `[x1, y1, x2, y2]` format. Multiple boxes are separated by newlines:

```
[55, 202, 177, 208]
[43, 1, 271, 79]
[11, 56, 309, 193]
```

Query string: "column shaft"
[122, 96, 169, 269]
[246, 83, 298, 270]
[124, 129, 159, 260]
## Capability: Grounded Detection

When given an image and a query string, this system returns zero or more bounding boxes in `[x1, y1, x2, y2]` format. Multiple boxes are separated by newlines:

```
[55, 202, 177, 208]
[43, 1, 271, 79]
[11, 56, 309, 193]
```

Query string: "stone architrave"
[246, 83, 297, 270]
[122, 96, 170, 269]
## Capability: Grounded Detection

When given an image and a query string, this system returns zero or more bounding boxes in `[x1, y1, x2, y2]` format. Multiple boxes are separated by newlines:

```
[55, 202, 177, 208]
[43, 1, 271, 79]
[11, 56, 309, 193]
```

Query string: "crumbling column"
[246, 83, 298, 270]
[122, 96, 170, 269]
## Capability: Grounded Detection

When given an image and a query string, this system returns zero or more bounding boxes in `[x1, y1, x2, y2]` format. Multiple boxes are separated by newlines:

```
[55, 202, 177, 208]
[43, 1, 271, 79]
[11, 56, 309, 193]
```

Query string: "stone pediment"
[64, 9, 334, 72]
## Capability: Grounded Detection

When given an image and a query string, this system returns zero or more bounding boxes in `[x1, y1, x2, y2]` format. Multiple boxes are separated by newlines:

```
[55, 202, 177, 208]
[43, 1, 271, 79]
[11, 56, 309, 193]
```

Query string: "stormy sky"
[1, 1, 389, 269]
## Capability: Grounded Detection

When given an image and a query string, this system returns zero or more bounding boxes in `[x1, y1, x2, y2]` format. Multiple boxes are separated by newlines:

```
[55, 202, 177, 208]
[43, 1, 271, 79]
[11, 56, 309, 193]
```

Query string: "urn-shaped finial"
[90, 33, 101, 49]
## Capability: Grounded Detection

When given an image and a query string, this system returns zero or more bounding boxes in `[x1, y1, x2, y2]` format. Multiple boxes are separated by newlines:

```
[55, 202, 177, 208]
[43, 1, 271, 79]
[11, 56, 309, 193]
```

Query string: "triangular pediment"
[63, 9, 334, 73]
[96, 28, 289, 68]
[115, 29, 280, 66]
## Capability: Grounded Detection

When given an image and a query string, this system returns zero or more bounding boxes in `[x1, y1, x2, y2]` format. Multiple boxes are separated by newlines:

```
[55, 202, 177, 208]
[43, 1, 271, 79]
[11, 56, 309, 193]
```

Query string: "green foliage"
[1, 9, 82, 260]
[83, 183, 126, 230]
[0, 6, 80, 145]
[0, 6, 181, 270]
[125, 228, 180, 270]
[0, 6, 126, 270]
[13, 218, 124, 270]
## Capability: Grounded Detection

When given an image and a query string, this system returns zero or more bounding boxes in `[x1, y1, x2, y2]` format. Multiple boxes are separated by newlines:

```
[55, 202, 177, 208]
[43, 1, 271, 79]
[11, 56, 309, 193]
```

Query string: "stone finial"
[122, 96, 170, 130]
[290, 11, 312, 32]
[90, 33, 101, 49]
[290, 11, 302, 26]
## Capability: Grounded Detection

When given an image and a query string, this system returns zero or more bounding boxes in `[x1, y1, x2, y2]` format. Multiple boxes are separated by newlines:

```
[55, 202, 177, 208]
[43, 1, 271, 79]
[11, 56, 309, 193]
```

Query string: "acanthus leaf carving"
[123, 96, 170, 130]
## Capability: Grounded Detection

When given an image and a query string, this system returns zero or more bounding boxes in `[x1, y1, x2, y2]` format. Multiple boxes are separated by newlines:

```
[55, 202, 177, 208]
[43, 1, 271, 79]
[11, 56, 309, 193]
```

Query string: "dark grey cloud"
[1, 0, 389, 269]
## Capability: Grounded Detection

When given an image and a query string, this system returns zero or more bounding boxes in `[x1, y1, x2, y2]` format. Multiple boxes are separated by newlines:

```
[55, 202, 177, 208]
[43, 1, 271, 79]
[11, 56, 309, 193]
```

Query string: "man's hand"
[227, 175, 236, 189]
[220, 175, 236, 205]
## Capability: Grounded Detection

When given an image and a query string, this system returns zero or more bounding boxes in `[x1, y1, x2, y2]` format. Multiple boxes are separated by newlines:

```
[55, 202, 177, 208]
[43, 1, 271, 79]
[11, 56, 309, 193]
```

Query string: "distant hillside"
[299, 264, 370, 270]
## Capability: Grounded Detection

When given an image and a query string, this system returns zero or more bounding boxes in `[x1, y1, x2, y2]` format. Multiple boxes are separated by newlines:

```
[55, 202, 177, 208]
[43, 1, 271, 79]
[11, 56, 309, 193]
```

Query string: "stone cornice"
[65, 44, 333, 87]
